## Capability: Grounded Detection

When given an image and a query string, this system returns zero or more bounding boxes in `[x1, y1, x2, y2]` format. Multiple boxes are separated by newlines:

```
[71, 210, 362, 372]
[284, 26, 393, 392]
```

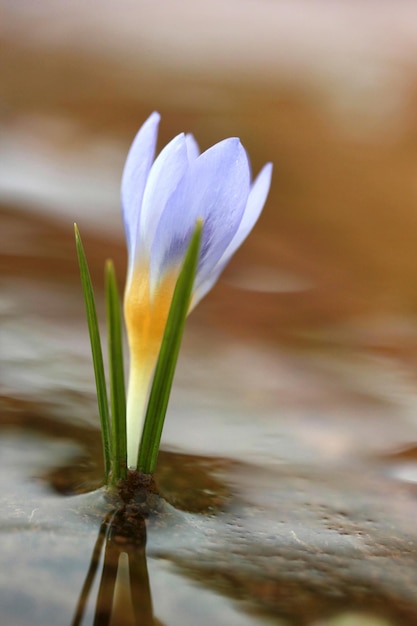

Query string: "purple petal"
[140, 133, 189, 256]
[150, 138, 250, 290]
[121, 112, 160, 262]
[192, 162, 272, 306]
[190, 262, 225, 310]
[185, 133, 200, 162]
[219, 162, 273, 265]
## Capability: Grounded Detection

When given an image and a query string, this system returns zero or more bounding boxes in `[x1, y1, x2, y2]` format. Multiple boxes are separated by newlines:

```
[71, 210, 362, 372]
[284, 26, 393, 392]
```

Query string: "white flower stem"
[126, 357, 154, 468]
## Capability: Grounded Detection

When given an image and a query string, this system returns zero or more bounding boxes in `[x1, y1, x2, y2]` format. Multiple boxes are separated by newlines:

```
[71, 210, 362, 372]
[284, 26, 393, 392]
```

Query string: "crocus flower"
[122, 111, 272, 467]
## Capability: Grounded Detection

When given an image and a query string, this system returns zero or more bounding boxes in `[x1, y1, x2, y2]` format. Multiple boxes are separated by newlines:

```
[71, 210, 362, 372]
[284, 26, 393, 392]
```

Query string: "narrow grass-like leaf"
[74, 224, 111, 479]
[137, 220, 202, 473]
[105, 260, 127, 482]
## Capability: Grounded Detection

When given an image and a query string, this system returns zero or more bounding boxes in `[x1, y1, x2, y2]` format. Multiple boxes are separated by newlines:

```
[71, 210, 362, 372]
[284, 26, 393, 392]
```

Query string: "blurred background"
[3, 1, 417, 323]
[3, 0, 417, 459]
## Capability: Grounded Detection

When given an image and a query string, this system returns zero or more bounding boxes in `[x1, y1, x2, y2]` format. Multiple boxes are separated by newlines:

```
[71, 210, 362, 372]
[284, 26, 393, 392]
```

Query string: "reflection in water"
[72, 504, 161, 626]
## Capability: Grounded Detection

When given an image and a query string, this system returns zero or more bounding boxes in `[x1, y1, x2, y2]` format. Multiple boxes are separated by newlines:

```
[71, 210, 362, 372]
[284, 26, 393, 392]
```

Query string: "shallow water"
[3, 3, 417, 625]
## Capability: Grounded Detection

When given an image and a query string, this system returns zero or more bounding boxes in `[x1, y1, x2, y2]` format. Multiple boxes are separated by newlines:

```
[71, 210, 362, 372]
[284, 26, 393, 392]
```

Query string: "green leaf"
[105, 260, 127, 483]
[74, 224, 111, 480]
[137, 220, 202, 473]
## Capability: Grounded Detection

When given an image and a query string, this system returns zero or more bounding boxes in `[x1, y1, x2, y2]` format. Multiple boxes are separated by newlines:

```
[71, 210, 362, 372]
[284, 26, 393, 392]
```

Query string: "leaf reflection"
[72, 505, 162, 626]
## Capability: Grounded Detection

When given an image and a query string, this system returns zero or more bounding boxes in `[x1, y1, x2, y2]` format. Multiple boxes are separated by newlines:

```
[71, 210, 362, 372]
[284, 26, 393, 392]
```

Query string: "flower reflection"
[72, 500, 162, 626]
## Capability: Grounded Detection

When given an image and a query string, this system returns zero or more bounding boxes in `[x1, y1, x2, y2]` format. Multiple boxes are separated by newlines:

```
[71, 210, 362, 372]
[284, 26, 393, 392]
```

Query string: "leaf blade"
[105, 260, 127, 483]
[137, 220, 202, 473]
[74, 224, 111, 479]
